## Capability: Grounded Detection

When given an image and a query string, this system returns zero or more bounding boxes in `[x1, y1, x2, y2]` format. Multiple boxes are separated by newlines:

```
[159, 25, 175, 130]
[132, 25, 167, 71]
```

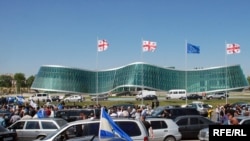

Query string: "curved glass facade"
[31, 62, 249, 94]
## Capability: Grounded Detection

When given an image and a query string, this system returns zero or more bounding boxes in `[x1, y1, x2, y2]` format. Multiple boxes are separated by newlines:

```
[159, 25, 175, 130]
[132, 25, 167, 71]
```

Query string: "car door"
[22, 121, 40, 141]
[175, 117, 189, 139]
[188, 117, 202, 139]
[149, 120, 168, 141]
[9, 121, 25, 139]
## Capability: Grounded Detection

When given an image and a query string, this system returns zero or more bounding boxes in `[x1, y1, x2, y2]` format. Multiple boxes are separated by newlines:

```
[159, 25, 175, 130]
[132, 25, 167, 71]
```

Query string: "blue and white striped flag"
[16, 96, 25, 105]
[98, 107, 133, 141]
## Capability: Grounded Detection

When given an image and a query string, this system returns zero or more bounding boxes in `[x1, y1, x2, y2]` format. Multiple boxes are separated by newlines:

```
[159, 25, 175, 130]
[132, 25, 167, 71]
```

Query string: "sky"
[0, 0, 250, 78]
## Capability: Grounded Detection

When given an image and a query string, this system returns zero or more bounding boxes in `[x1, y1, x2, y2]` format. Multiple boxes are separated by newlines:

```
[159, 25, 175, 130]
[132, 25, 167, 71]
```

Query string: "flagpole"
[185, 40, 188, 105]
[225, 41, 228, 104]
[141, 38, 144, 106]
[96, 37, 99, 105]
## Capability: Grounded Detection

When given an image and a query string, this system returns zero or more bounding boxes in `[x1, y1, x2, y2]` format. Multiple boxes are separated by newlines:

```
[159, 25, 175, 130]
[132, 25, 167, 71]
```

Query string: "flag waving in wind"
[98, 40, 109, 52]
[187, 43, 200, 54]
[98, 107, 133, 141]
[226, 43, 240, 54]
[142, 40, 157, 52]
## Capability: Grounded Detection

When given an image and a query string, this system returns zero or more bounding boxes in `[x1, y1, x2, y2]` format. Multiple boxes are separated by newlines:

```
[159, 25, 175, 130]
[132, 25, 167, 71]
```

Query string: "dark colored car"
[0, 125, 17, 141]
[51, 96, 61, 102]
[148, 106, 200, 120]
[142, 95, 158, 100]
[174, 115, 220, 139]
[55, 109, 100, 122]
[181, 94, 203, 100]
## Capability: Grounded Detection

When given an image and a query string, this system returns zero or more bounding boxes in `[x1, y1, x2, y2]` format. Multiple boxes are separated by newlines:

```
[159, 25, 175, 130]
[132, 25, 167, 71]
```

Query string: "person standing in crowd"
[140, 115, 154, 139]
[227, 109, 239, 125]
[215, 105, 220, 121]
[10, 111, 21, 124]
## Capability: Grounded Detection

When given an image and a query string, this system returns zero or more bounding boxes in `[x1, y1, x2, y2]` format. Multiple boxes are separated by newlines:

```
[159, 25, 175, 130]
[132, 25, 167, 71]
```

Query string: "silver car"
[63, 95, 85, 102]
[198, 127, 209, 141]
[146, 118, 182, 141]
[7, 118, 67, 141]
[33, 118, 149, 141]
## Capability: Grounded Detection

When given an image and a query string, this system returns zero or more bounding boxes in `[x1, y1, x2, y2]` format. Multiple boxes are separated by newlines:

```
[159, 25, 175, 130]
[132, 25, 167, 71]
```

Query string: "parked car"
[51, 96, 62, 102]
[174, 115, 219, 140]
[64, 95, 85, 102]
[236, 116, 250, 125]
[7, 118, 67, 141]
[186, 101, 208, 117]
[136, 95, 158, 101]
[91, 94, 108, 101]
[0, 125, 17, 141]
[181, 94, 203, 100]
[55, 109, 101, 122]
[33, 118, 149, 141]
[206, 92, 229, 100]
[148, 106, 200, 120]
[146, 118, 182, 141]
[29, 93, 52, 102]
[198, 127, 209, 141]
[198, 116, 250, 141]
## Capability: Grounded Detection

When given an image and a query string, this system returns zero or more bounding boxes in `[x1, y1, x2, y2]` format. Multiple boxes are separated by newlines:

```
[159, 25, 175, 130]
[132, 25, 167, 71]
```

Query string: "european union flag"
[187, 43, 200, 54]
[98, 107, 133, 141]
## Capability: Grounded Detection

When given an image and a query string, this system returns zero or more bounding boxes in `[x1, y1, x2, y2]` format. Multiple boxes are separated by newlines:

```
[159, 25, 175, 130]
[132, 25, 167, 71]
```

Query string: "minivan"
[166, 89, 186, 99]
[148, 106, 200, 120]
[29, 93, 51, 102]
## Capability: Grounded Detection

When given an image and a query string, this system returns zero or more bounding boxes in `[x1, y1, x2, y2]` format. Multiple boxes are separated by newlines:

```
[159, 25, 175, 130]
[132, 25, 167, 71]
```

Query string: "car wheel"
[164, 136, 176, 141]
[36, 135, 46, 140]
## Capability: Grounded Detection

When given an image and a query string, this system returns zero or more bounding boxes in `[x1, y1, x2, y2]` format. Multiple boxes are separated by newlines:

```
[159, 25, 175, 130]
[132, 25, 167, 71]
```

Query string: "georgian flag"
[142, 40, 157, 52]
[98, 40, 109, 52]
[226, 43, 240, 54]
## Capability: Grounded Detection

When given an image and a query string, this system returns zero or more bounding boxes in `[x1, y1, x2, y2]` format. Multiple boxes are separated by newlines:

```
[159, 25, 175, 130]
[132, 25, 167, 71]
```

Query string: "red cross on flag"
[98, 40, 109, 52]
[142, 40, 157, 52]
[226, 43, 240, 54]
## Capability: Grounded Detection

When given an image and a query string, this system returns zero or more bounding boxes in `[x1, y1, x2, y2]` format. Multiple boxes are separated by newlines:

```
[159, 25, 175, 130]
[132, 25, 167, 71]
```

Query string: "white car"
[63, 95, 84, 102]
[7, 118, 67, 141]
[146, 118, 182, 141]
[33, 118, 149, 141]
[198, 127, 209, 141]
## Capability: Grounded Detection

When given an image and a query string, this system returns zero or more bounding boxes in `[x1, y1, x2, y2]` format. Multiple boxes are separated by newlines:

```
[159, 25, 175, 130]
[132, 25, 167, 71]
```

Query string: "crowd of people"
[215, 103, 250, 125]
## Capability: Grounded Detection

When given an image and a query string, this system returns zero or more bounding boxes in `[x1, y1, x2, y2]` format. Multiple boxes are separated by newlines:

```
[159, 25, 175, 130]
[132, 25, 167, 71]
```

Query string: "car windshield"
[0, 125, 8, 132]
[151, 107, 164, 116]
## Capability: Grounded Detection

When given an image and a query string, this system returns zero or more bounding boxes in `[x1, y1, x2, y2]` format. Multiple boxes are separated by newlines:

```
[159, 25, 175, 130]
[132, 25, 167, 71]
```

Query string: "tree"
[248, 76, 250, 88]
[0, 75, 12, 87]
[14, 73, 26, 93]
[26, 75, 35, 88]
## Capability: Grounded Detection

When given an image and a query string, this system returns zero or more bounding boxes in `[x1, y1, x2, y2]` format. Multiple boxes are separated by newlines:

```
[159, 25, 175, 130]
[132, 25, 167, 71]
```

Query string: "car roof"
[19, 118, 65, 121]
[145, 118, 174, 121]
[174, 115, 205, 118]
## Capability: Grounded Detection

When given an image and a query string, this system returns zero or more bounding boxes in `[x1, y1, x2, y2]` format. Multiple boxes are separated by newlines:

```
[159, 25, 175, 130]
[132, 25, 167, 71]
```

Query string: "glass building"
[31, 62, 249, 94]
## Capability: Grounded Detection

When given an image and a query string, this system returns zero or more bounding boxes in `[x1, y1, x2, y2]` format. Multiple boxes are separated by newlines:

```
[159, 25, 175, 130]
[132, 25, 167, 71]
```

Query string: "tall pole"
[185, 40, 188, 105]
[96, 38, 99, 105]
[141, 38, 144, 106]
[225, 41, 228, 104]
